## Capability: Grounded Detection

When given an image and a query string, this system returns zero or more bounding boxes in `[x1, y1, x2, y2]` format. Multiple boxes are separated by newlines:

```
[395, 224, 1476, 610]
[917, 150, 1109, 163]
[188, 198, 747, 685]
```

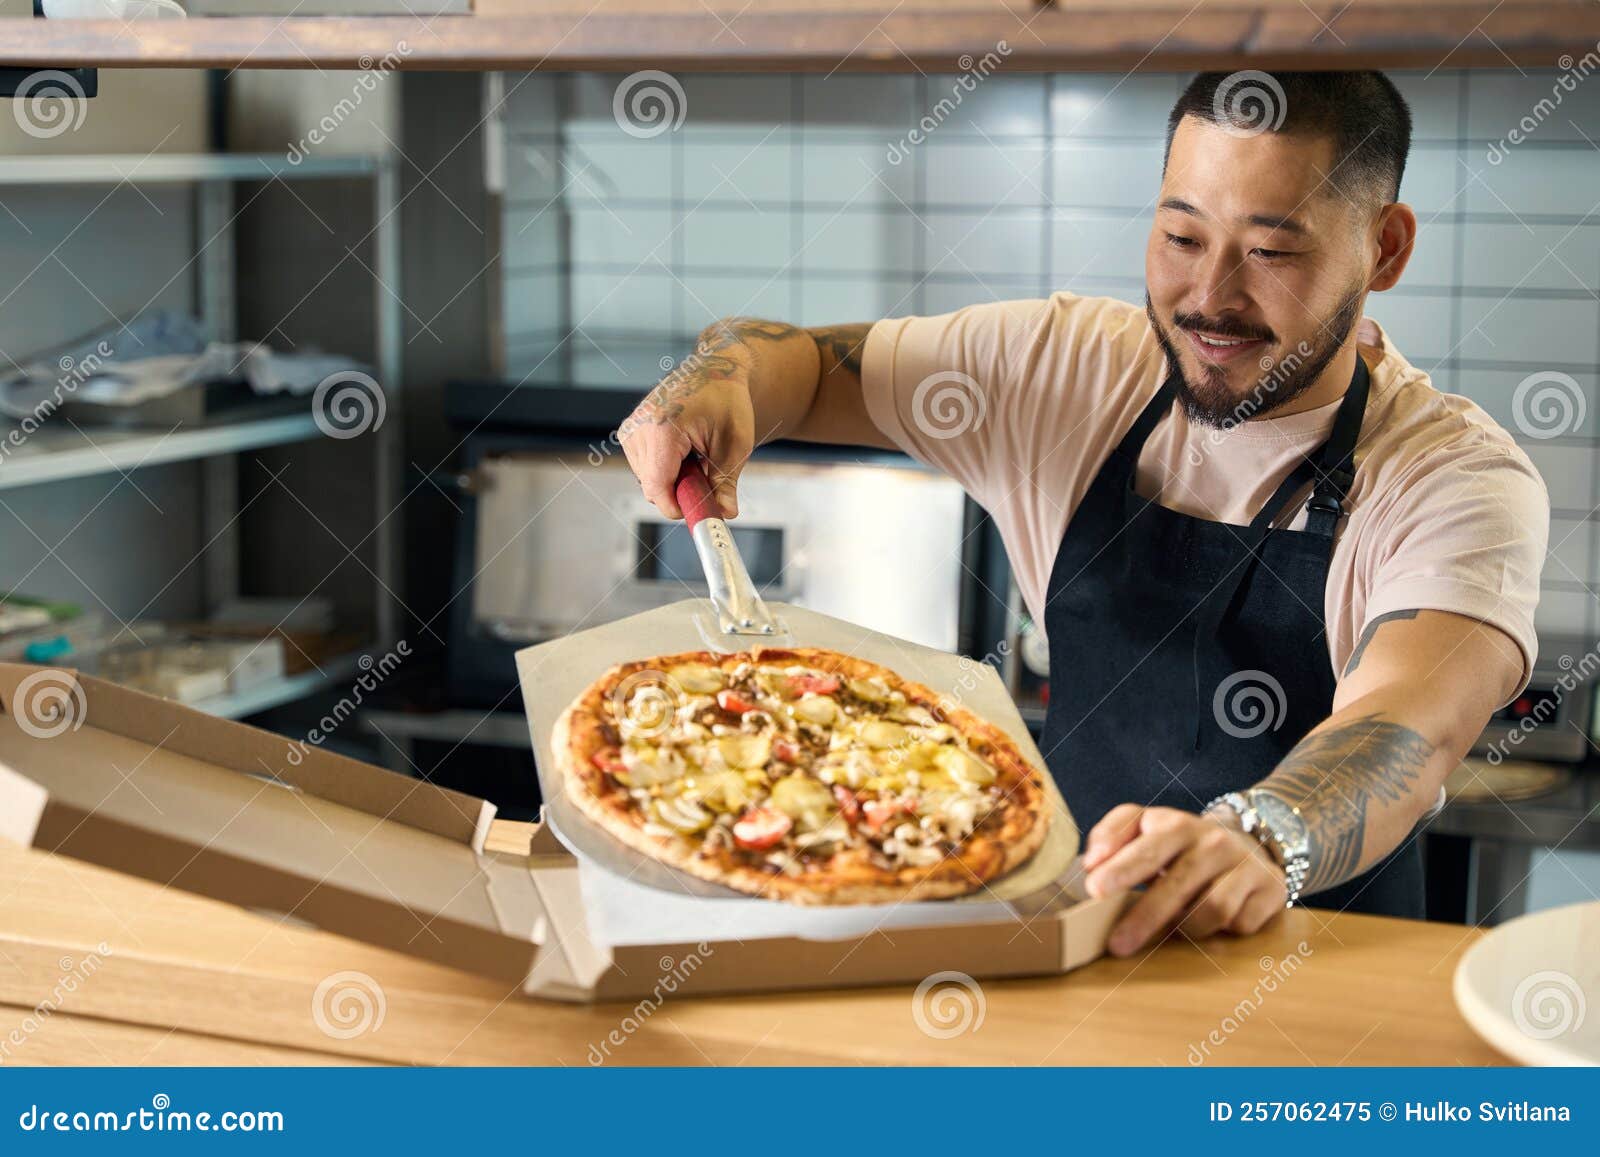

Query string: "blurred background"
[0, 64, 1595, 923]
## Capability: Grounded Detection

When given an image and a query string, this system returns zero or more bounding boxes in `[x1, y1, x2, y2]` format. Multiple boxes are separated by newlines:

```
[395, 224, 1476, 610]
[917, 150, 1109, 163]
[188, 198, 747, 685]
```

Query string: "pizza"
[552, 646, 1051, 905]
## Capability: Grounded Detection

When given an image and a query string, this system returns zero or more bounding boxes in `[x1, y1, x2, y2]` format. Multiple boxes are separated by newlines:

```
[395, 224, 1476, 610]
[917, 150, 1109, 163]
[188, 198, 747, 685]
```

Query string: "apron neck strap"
[1301, 350, 1371, 538]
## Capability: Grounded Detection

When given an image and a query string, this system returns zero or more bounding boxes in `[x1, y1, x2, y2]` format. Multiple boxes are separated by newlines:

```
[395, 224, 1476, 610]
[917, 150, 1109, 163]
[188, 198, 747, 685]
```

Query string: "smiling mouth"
[1184, 329, 1268, 364]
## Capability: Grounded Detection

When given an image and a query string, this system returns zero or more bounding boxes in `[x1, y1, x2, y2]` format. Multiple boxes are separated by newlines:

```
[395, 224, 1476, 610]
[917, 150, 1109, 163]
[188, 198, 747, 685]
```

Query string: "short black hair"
[1165, 71, 1412, 206]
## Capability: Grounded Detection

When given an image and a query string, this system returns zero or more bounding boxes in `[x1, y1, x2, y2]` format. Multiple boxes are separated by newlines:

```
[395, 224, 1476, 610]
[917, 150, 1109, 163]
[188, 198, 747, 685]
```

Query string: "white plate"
[1453, 900, 1599, 1066]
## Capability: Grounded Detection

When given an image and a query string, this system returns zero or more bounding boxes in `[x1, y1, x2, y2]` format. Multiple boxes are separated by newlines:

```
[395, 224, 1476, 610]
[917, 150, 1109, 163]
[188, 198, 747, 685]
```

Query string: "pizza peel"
[515, 459, 1084, 911]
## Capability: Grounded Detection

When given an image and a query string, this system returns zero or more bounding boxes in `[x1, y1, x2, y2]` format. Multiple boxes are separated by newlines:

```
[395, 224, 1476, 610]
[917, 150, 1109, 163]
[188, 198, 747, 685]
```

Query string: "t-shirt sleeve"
[859, 293, 1155, 514]
[1355, 446, 1550, 700]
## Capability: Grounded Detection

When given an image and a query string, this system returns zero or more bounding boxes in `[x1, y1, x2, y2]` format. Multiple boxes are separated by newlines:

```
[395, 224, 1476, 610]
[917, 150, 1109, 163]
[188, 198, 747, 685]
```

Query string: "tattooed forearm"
[635, 317, 802, 426]
[1255, 713, 1436, 892]
[810, 322, 871, 378]
[1342, 609, 1421, 676]
[697, 316, 802, 356]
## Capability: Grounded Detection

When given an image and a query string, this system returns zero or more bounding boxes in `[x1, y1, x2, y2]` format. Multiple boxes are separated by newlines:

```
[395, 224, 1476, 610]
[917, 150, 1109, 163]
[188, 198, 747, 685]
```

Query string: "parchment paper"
[516, 599, 1082, 944]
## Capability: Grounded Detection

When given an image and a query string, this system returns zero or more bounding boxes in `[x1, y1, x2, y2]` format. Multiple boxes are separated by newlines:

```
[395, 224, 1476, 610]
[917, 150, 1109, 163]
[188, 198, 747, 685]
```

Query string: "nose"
[1191, 246, 1251, 315]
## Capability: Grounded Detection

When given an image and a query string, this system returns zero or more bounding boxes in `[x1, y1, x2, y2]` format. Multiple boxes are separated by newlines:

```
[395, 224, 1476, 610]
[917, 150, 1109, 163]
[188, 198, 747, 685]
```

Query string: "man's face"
[1145, 116, 1372, 426]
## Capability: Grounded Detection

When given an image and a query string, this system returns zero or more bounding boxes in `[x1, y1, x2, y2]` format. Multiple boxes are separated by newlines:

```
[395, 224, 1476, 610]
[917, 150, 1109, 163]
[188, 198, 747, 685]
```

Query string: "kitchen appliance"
[515, 459, 1081, 908]
[1468, 634, 1598, 763]
[444, 383, 974, 708]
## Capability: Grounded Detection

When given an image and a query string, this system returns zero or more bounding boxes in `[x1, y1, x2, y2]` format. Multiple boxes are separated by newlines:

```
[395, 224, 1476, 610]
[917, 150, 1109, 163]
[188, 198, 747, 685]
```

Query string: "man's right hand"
[618, 316, 882, 520]
[619, 336, 759, 521]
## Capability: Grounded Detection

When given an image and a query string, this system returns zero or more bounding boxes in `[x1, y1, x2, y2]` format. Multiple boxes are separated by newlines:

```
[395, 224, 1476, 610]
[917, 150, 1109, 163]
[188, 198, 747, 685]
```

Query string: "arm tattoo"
[1255, 713, 1436, 892]
[809, 322, 871, 378]
[1342, 608, 1420, 676]
[635, 316, 801, 426]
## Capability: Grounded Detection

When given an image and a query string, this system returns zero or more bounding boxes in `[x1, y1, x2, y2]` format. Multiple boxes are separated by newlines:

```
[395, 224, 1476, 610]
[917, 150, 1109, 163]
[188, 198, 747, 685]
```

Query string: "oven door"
[468, 451, 967, 652]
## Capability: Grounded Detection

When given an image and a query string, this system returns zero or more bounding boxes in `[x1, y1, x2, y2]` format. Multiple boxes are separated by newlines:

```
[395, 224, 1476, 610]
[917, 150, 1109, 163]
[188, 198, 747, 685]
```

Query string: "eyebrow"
[1158, 198, 1310, 236]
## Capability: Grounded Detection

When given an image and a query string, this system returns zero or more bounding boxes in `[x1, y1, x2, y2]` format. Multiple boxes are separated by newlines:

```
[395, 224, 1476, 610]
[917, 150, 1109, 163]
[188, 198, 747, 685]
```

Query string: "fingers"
[1082, 803, 1145, 871]
[1085, 807, 1190, 897]
[620, 369, 754, 521]
[1177, 863, 1256, 942]
[620, 417, 691, 519]
[1104, 826, 1240, 954]
[703, 415, 754, 520]
[1227, 882, 1287, 936]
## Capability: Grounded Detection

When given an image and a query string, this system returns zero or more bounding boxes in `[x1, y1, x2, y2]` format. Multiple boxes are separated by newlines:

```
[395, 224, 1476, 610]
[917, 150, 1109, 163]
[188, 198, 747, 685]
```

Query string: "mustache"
[1171, 311, 1276, 344]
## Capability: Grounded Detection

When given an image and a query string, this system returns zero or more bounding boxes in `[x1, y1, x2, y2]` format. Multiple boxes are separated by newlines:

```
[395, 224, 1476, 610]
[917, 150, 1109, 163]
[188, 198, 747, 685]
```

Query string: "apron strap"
[1187, 351, 1373, 750]
[1112, 375, 1179, 466]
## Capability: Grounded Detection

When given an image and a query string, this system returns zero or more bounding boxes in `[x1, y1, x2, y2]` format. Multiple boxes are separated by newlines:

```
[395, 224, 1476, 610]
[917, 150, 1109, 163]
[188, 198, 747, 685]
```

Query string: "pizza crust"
[552, 646, 1050, 905]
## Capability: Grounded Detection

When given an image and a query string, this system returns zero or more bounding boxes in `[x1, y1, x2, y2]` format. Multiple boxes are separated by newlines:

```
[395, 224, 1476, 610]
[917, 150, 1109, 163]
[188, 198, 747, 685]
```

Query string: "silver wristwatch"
[1204, 789, 1311, 908]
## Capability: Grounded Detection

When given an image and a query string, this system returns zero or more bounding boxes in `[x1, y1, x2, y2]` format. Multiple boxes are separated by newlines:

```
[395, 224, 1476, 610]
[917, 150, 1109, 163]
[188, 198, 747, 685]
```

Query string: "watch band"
[1204, 790, 1310, 908]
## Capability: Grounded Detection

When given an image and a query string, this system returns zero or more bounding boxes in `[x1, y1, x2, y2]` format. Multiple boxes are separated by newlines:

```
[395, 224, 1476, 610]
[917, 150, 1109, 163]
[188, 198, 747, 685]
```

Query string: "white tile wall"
[499, 68, 1600, 627]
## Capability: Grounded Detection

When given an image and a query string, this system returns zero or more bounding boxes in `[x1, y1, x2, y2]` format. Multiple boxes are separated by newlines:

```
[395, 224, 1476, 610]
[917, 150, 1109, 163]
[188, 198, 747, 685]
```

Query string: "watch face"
[1251, 792, 1309, 855]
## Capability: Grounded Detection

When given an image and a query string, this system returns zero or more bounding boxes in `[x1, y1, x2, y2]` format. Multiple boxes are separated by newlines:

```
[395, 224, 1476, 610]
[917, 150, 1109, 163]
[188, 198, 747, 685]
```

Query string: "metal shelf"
[0, 408, 322, 492]
[191, 650, 366, 720]
[0, 153, 379, 186]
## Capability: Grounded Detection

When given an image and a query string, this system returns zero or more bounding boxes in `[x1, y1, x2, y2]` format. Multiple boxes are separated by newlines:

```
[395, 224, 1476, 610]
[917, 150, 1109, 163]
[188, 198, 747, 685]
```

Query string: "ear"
[1368, 202, 1416, 293]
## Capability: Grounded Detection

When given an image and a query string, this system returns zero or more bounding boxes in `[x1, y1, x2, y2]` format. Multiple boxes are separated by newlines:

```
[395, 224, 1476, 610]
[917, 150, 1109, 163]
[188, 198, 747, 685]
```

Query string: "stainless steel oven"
[468, 451, 969, 652]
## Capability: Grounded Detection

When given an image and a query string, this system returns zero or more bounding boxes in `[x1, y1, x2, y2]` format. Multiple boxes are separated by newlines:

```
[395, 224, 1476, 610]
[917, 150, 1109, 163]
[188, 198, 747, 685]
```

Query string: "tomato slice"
[862, 797, 915, 836]
[832, 784, 861, 824]
[590, 747, 628, 777]
[788, 672, 841, 695]
[717, 689, 757, 714]
[732, 806, 792, 851]
[773, 738, 801, 763]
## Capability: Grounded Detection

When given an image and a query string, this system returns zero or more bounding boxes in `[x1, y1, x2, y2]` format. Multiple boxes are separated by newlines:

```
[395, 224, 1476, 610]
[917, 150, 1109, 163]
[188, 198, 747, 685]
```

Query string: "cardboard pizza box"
[0, 662, 1130, 1003]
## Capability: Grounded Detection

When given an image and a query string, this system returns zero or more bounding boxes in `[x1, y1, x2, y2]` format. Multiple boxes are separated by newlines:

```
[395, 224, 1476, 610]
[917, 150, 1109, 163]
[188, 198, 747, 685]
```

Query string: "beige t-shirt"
[861, 291, 1549, 695]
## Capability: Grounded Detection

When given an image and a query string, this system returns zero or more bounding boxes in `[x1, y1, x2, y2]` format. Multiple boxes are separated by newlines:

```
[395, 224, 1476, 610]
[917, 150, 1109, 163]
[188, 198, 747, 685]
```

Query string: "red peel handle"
[673, 458, 719, 530]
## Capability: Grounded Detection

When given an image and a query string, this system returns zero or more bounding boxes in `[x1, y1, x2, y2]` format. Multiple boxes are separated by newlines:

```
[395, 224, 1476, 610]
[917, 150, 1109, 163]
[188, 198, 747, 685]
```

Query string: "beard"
[1145, 289, 1362, 429]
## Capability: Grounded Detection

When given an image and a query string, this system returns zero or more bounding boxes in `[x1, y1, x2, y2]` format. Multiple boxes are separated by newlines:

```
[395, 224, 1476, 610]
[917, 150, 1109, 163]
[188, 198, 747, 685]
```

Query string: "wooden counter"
[0, 2, 1596, 73]
[0, 822, 1505, 1066]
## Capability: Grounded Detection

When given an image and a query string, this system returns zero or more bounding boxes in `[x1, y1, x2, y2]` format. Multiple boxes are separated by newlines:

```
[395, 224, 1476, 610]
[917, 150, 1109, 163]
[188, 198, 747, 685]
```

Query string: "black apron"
[1039, 354, 1424, 918]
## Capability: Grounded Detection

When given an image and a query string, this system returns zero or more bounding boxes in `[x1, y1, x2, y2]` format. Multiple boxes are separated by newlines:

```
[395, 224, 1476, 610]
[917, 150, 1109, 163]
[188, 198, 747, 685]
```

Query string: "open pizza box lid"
[0, 660, 1128, 1003]
[511, 601, 1136, 991]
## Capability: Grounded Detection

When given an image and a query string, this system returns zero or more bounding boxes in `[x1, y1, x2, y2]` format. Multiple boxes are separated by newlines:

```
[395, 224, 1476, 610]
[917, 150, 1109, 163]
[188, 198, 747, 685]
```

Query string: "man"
[620, 72, 1548, 954]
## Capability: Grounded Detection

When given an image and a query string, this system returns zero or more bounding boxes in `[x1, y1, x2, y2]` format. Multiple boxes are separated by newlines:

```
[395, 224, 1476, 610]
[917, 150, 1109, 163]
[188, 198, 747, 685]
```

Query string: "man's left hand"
[1082, 804, 1287, 956]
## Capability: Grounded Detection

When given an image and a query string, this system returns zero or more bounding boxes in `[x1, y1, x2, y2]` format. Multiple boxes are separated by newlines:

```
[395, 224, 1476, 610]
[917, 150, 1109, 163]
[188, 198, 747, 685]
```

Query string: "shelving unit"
[192, 650, 367, 720]
[0, 408, 320, 492]
[0, 4, 1598, 72]
[0, 151, 402, 720]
